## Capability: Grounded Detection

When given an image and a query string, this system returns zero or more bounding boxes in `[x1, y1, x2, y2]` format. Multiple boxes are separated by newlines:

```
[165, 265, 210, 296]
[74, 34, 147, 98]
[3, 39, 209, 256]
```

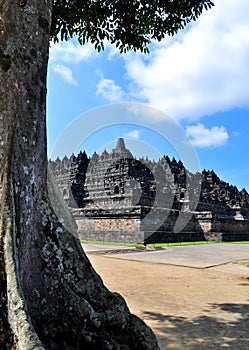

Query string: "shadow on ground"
[143, 303, 249, 349]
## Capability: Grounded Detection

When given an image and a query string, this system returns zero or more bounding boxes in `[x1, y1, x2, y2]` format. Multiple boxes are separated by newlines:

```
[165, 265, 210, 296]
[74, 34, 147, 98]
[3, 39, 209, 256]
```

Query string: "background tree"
[0, 1, 213, 349]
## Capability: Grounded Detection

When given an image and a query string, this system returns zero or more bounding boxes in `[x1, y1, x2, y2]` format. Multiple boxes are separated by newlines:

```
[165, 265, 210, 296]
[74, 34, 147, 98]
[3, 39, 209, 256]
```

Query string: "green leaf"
[50, 0, 215, 53]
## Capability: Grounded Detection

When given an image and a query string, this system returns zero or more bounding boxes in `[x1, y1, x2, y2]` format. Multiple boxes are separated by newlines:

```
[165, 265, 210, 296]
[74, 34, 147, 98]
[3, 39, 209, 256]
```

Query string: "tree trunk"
[0, 0, 160, 349]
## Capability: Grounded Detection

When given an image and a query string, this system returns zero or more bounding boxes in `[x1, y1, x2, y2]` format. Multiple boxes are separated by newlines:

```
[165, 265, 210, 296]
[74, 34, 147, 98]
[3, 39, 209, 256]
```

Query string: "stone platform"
[83, 243, 249, 269]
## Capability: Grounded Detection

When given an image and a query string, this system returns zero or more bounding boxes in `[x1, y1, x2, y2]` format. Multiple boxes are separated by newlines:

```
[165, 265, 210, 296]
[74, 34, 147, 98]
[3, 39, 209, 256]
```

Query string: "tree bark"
[0, 0, 160, 349]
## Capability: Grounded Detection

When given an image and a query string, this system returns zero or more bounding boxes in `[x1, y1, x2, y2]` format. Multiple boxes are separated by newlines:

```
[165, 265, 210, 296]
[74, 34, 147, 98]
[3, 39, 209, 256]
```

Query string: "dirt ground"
[87, 251, 249, 350]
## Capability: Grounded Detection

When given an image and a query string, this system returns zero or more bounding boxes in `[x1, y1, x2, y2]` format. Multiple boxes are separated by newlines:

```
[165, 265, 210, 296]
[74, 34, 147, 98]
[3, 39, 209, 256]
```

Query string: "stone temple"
[50, 138, 249, 243]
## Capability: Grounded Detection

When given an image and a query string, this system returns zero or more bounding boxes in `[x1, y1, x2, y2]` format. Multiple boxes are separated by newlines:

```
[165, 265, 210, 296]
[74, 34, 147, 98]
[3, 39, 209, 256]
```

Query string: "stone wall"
[78, 229, 144, 243]
[76, 217, 141, 233]
[196, 213, 249, 241]
[77, 210, 249, 243]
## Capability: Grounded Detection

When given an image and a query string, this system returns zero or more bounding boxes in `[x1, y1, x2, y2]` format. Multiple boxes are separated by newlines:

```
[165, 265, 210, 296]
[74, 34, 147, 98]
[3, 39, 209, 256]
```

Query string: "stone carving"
[50, 138, 249, 242]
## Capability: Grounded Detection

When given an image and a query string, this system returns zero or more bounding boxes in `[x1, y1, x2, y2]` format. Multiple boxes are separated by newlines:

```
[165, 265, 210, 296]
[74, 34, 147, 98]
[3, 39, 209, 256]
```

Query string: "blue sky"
[47, 0, 249, 191]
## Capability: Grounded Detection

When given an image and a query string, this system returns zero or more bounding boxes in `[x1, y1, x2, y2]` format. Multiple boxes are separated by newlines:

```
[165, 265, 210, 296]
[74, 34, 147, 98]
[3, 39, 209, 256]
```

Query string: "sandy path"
[87, 252, 249, 350]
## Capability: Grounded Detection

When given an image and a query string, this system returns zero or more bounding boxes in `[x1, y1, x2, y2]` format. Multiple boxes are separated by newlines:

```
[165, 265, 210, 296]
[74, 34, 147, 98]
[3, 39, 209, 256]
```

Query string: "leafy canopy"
[51, 0, 214, 53]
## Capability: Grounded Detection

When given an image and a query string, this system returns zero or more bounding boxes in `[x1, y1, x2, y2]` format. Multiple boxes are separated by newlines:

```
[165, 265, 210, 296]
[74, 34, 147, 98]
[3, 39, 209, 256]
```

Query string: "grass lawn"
[234, 259, 249, 268]
[80, 239, 249, 248]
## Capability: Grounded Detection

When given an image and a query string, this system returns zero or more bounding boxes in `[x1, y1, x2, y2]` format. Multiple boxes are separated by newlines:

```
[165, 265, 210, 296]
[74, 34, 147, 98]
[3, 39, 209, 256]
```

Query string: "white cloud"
[96, 78, 125, 102]
[49, 41, 96, 64]
[124, 130, 140, 140]
[186, 124, 229, 148]
[53, 64, 78, 85]
[49, 41, 97, 85]
[122, 0, 249, 121]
